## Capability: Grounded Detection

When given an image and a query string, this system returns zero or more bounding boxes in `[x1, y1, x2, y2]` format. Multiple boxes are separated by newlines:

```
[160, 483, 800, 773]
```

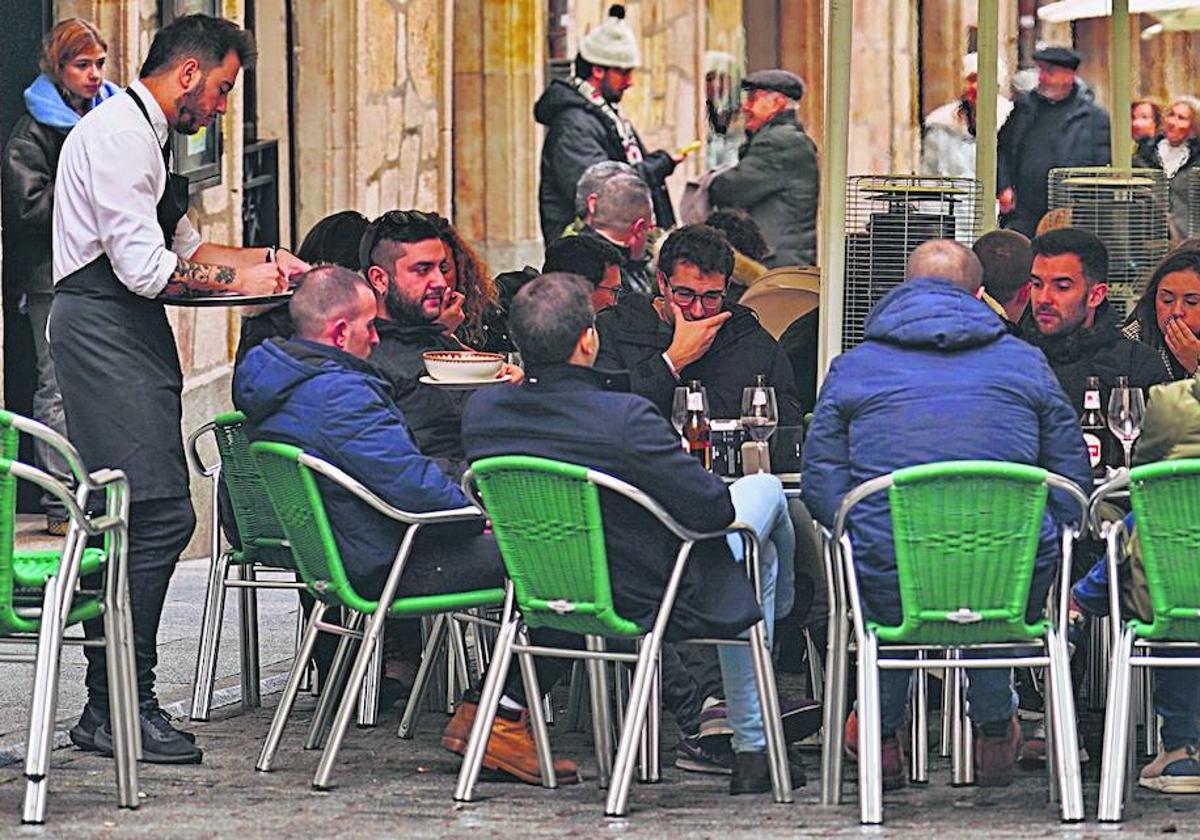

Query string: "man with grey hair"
[573, 159, 636, 229]
[804, 238, 1090, 790]
[709, 69, 818, 267]
[581, 171, 655, 294]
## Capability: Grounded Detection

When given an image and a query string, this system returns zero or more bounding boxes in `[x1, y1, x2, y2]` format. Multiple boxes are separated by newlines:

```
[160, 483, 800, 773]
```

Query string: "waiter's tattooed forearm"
[158, 256, 237, 298]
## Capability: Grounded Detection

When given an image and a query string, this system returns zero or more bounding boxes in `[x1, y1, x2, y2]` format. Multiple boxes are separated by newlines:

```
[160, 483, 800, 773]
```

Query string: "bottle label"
[1084, 390, 1101, 410]
[752, 390, 768, 407]
[687, 392, 704, 411]
[1083, 432, 1102, 468]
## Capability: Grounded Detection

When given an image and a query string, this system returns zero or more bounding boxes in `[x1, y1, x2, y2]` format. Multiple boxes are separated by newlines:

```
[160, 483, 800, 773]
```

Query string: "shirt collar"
[128, 78, 170, 148]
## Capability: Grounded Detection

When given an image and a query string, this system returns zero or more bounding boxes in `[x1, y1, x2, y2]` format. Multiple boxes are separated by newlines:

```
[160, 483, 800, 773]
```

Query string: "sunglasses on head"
[358, 209, 436, 272]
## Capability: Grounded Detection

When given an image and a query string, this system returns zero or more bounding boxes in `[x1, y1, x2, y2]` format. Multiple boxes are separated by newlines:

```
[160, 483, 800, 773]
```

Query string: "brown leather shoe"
[442, 701, 579, 785]
[974, 716, 1021, 787]
[844, 710, 906, 790]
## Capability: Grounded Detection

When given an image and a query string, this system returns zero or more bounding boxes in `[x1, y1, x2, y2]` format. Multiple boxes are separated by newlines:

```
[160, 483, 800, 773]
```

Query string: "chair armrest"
[4, 412, 91, 488]
[184, 421, 220, 478]
[2, 459, 117, 537]
[298, 451, 482, 526]
[1087, 468, 1131, 538]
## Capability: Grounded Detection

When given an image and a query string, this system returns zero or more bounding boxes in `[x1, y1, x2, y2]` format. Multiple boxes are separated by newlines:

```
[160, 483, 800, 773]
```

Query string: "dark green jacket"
[709, 108, 818, 267]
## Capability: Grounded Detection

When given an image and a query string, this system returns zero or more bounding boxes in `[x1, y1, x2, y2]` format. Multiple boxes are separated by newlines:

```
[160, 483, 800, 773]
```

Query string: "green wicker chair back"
[874, 460, 1051, 645]
[1127, 458, 1200, 641]
[212, 412, 294, 568]
[0, 415, 23, 632]
[469, 455, 642, 637]
[250, 441, 374, 613]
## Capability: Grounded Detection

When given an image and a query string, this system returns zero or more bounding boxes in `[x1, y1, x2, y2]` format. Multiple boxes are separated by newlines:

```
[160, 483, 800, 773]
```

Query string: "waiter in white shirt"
[49, 14, 307, 764]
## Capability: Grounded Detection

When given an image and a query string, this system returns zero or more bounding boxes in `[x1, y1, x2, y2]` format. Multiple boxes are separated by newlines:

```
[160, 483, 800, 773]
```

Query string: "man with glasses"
[361, 210, 520, 472]
[596, 223, 803, 423]
[543, 232, 625, 312]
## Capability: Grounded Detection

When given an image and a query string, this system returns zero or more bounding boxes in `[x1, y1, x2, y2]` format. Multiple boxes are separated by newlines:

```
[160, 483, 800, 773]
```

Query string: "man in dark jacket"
[360, 210, 520, 470]
[804, 240, 1092, 788]
[577, 172, 655, 294]
[462, 273, 800, 794]
[997, 47, 1110, 237]
[1022, 227, 1170, 412]
[235, 265, 578, 787]
[534, 5, 678, 240]
[709, 70, 818, 267]
[596, 223, 802, 423]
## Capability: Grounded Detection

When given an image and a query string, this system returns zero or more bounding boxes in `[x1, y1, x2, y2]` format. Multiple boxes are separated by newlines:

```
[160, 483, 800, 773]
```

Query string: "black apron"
[49, 87, 192, 503]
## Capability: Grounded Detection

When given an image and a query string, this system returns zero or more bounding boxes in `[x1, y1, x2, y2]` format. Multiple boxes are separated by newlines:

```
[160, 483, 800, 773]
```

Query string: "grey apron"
[49, 87, 192, 503]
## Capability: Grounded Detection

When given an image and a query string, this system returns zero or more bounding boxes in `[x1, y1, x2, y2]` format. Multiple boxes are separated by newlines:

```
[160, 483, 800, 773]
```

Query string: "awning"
[1037, 0, 1200, 24]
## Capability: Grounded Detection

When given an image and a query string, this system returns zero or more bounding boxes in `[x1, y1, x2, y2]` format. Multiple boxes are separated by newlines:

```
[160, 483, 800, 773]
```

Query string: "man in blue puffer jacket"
[803, 240, 1091, 788]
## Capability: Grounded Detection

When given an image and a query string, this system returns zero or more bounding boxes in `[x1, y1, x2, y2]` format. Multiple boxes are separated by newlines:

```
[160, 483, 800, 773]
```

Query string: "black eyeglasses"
[357, 209, 437, 272]
[597, 284, 625, 302]
[669, 285, 725, 311]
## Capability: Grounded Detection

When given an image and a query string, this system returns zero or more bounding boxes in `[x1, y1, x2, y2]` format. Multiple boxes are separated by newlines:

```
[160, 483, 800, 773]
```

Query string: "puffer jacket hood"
[234, 337, 390, 425]
[864, 278, 1007, 351]
[534, 78, 594, 126]
[24, 74, 119, 133]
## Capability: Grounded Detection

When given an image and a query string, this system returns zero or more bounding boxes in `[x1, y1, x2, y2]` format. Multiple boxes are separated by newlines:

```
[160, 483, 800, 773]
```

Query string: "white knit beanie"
[580, 5, 641, 69]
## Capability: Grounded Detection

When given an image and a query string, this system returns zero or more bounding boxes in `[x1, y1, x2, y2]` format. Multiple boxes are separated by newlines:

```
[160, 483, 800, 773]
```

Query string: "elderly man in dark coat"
[534, 5, 678, 241]
[709, 69, 818, 267]
[997, 47, 1111, 237]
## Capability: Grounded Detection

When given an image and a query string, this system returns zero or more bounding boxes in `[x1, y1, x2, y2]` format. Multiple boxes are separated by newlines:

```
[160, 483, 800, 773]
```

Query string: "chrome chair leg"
[565, 660, 587, 733]
[1098, 626, 1136, 822]
[857, 633, 883, 825]
[306, 612, 360, 750]
[940, 661, 953, 758]
[238, 564, 262, 709]
[190, 549, 231, 721]
[356, 633, 383, 728]
[1047, 628, 1084, 822]
[950, 653, 974, 787]
[22, 582, 65, 824]
[516, 628, 556, 788]
[398, 614, 449, 739]
[257, 603, 328, 771]
[586, 636, 615, 790]
[910, 651, 928, 783]
[749, 620, 792, 804]
[819, 611, 849, 805]
[1141, 664, 1157, 757]
[453, 618, 518, 802]
[604, 630, 665, 817]
[296, 597, 314, 695]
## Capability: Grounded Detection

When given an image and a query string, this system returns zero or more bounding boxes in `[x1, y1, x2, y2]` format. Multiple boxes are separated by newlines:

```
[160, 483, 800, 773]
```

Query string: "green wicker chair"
[0, 410, 138, 825]
[452, 455, 793, 817]
[822, 460, 1088, 825]
[187, 412, 309, 720]
[1094, 459, 1200, 822]
[249, 441, 504, 791]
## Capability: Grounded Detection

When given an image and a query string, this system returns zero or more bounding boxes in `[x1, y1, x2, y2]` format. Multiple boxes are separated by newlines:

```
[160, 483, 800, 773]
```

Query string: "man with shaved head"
[803, 239, 1091, 790]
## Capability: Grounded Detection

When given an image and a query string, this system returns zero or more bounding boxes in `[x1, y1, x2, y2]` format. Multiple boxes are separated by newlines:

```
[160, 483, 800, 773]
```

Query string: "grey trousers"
[25, 293, 70, 519]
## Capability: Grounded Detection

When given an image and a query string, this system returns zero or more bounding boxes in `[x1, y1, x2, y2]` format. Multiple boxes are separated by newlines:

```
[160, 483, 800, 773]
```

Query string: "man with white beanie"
[920, 52, 1014, 180]
[534, 4, 679, 242]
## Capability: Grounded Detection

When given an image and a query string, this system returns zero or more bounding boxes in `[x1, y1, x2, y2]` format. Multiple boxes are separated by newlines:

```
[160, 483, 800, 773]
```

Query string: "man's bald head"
[905, 239, 984, 294]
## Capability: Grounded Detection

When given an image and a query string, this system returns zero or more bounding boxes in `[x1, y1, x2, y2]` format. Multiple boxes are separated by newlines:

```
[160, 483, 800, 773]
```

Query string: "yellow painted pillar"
[1109, 0, 1131, 165]
[816, 0, 853, 380]
[975, 0, 1000, 234]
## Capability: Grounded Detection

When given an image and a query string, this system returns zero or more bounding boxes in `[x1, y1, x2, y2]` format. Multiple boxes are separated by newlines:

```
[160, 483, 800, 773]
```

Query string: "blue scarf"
[23, 73, 120, 133]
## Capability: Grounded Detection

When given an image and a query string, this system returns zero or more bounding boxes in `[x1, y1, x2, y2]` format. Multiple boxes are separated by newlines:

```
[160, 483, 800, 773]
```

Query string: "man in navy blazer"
[460, 272, 799, 794]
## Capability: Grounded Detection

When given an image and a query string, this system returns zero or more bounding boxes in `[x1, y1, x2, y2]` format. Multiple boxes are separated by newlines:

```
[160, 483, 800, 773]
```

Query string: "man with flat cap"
[709, 69, 818, 267]
[997, 46, 1110, 237]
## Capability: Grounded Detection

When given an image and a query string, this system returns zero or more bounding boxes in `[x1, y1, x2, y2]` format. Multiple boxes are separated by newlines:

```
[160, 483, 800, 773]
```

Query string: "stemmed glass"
[740, 383, 778, 473]
[671, 387, 691, 450]
[1107, 384, 1146, 469]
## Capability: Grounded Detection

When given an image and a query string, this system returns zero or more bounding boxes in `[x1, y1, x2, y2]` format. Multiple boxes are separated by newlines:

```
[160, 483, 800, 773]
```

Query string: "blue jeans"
[1156, 654, 1200, 751]
[720, 473, 795, 753]
[878, 656, 1017, 735]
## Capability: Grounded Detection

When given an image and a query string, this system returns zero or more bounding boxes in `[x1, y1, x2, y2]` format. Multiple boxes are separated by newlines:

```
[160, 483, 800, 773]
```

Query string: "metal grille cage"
[1187, 167, 1200, 239]
[842, 175, 981, 352]
[1047, 167, 1169, 319]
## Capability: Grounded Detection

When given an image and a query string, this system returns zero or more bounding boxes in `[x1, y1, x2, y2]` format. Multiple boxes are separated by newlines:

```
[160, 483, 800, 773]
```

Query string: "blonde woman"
[1133, 95, 1200, 240]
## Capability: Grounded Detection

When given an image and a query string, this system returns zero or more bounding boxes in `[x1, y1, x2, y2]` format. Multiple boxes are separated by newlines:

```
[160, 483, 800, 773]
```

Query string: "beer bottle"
[684, 380, 712, 471]
[1080, 375, 1107, 480]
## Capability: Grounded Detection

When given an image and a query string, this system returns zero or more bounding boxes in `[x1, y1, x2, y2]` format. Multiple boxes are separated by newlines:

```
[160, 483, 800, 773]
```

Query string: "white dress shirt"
[52, 78, 201, 298]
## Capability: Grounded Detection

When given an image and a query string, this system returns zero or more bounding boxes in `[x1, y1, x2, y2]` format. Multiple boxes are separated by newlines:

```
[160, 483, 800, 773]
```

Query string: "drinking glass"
[740, 383, 778, 473]
[1107, 384, 1146, 469]
[671, 387, 690, 447]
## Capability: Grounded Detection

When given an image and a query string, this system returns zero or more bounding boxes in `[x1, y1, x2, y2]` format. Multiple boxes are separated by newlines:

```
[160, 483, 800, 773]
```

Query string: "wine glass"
[740, 383, 778, 473]
[671, 387, 690, 447]
[1107, 384, 1146, 469]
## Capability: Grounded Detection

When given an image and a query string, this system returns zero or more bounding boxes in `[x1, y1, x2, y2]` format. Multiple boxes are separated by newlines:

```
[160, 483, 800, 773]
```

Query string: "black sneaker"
[729, 748, 806, 795]
[675, 733, 734, 775]
[69, 703, 108, 752]
[94, 701, 202, 764]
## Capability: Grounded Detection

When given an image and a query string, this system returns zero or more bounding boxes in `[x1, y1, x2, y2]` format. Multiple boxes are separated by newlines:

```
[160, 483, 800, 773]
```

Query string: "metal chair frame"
[0, 412, 139, 824]
[185, 419, 308, 721]
[1091, 468, 1200, 822]
[250, 447, 501, 790]
[819, 467, 1088, 825]
[452, 461, 793, 817]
